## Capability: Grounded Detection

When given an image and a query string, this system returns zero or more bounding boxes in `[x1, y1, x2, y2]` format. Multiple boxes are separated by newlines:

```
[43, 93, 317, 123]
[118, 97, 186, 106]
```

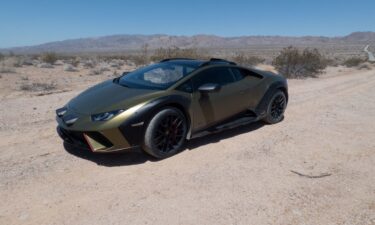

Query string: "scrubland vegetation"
[0, 44, 373, 85]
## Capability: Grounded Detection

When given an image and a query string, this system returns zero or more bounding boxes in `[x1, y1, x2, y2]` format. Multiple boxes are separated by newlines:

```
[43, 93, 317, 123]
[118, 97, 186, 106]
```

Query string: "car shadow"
[185, 121, 265, 150]
[63, 121, 266, 167]
[63, 142, 156, 167]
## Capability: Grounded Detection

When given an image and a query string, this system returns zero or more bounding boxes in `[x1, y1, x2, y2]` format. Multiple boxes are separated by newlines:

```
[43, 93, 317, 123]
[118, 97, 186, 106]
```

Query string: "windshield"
[119, 62, 198, 90]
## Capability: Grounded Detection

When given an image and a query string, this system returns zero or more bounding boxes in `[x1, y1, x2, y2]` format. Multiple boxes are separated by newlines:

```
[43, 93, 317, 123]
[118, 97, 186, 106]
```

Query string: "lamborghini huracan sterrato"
[56, 58, 288, 158]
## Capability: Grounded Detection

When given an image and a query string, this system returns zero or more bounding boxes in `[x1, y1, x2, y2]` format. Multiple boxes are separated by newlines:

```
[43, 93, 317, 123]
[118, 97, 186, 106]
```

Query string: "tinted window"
[230, 68, 245, 81]
[193, 67, 236, 90]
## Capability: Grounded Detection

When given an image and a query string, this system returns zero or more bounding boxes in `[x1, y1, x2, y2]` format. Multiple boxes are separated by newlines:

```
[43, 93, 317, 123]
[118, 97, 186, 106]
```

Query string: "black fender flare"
[254, 81, 288, 117]
[119, 95, 191, 146]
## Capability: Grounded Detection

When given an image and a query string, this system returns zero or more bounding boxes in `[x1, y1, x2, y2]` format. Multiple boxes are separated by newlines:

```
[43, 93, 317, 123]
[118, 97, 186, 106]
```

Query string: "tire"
[142, 107, 188, 159]
[262, 90, 287, 124]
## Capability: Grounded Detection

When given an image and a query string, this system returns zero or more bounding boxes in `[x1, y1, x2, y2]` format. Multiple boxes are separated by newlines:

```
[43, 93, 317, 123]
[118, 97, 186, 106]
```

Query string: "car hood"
[68, 80, 163, 115]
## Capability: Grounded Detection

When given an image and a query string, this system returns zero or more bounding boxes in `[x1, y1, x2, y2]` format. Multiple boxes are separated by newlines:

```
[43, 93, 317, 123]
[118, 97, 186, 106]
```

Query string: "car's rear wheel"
[263, 90, 287, 124]
[142, 107, 188, 159]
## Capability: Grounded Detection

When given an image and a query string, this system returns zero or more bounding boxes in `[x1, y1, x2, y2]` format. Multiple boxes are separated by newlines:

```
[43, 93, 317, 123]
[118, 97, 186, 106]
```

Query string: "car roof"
[160, 58, 237, 68]
[160, 59, 205, 68]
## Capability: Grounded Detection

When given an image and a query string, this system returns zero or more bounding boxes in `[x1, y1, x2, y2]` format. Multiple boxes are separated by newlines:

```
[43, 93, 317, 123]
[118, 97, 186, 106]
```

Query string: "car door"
[191, 66, 249, 131]
[230, 68, 265, 109]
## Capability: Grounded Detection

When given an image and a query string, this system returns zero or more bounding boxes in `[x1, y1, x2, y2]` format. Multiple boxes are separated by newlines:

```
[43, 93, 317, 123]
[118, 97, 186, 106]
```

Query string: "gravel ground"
[0, 65, 374, 225]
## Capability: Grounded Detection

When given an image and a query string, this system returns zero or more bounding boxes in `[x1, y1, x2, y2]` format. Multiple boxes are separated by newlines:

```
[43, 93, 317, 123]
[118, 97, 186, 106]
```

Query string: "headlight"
[91, 109, 124, 122]
[56, 107, 67, 117]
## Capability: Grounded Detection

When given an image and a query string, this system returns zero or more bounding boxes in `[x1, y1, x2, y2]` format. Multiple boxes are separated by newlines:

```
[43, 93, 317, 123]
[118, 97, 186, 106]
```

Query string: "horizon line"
[1, 31, 374, 50]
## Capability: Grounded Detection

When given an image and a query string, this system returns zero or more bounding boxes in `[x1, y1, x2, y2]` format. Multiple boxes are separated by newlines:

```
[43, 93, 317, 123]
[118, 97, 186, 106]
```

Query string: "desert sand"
[0, 64, 375, 225]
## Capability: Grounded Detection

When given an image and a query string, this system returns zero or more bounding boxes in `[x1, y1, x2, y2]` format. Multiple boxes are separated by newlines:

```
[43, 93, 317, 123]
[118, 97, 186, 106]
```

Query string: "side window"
[230, 68, 245, 81]
[176, 79, 193, 93]
[192, 67, 236, 90]
[241, 69, 263, 79]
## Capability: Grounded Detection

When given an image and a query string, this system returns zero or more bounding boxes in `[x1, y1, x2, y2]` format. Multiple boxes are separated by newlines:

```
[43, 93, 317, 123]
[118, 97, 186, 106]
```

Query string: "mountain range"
[2, 32, 375, 54]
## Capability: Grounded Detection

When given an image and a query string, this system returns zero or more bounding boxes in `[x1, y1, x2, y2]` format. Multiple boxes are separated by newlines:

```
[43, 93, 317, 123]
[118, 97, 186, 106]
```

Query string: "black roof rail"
[200, 58, 237, 67]
[160, 58, 197, 62]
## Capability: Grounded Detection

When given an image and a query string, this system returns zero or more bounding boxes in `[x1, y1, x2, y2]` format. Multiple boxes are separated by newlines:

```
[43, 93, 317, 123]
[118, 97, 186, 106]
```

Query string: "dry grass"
[20, 82, 57, 92]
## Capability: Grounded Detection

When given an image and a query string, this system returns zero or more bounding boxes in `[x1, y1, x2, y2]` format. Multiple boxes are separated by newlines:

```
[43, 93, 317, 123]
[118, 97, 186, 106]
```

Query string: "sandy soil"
[0, 64, 375, 225]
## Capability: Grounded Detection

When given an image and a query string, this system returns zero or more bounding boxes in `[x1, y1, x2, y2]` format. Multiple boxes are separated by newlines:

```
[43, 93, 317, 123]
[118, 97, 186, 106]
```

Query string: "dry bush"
[20, 82, 57, 92]
[71, 57, 80, 67]
[40, 52, 58, 65]
[89, 68, 102, 75]
[37, 63, 54, 68]
[2, 57, 23, 67]
[232, 53, 265, 66]
[150, 47, 202, 62]
[358, 62, 372, 70]
[81, 59, 97, 69]
[63, 64, 78, 72]
[0, 53, 4, 61]
[324, 57, 341, 67]
[89, 64, 110, 75]
[0, 58, 19, 72]
[272, 46, 327, 78]
[0, 66, 16, 73]
[342, 57, 365, 68]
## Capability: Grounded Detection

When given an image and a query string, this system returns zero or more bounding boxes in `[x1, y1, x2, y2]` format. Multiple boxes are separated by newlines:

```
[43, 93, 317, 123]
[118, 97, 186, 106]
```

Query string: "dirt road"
[1, 68, 375, 225]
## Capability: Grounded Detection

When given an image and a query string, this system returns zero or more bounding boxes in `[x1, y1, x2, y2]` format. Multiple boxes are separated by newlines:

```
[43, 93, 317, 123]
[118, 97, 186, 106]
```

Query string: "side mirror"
[198, 83, 221, 93]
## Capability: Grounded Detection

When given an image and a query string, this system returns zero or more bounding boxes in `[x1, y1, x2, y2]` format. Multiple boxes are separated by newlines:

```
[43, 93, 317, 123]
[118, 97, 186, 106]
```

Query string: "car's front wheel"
[142, 107, 188, 159]
[263, 90, 287, 124]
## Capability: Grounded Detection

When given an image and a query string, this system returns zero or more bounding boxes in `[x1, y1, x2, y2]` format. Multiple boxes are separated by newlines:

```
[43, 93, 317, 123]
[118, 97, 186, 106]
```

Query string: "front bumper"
[55, 103, 150, 152]
[55, 112, 139, 153]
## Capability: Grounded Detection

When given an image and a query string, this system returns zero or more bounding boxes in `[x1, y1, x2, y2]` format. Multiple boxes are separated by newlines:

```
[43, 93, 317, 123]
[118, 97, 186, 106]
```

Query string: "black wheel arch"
[119, 95, 191, 146]
[255, 80, 288, 117]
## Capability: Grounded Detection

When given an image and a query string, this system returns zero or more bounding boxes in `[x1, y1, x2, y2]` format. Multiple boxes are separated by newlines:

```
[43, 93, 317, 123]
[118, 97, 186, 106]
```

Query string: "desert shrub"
[63, 64, 77, 72]
[2, 57, 23, 67]
[71, 57, 80, 67]
[89, 64, 110, 75]
[272, 46, 327, 78]
[358, 62, 372, 70]
[0, 53, 4, 61]
[20, 82, 57, 92]
[40, 52, 58, 65]
[232, 53, 265, 66]
[81, 59, 97, 69]
[150, 47, 201, 62]
[109, 61, 120, 68]
[0, 66, 16, 73]
[22, 58, 34, 66]
[342, 57, 365, 68]
[324, 57, 341, 67]
[37, 63, 54, 68]
[89, 68, 102, 75]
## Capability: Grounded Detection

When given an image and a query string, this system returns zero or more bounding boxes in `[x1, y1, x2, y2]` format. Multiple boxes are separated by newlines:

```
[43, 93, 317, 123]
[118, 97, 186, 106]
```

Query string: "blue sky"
[0, 0, 374, 48]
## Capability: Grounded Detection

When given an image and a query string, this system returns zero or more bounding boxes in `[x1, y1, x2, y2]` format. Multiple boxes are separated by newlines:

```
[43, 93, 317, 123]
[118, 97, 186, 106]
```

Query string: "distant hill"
[2, 32, 375, 54]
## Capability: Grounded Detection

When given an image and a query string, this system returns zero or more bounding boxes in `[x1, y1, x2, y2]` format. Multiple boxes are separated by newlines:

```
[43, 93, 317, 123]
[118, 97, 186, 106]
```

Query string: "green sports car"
[56, 58, 288, 158]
